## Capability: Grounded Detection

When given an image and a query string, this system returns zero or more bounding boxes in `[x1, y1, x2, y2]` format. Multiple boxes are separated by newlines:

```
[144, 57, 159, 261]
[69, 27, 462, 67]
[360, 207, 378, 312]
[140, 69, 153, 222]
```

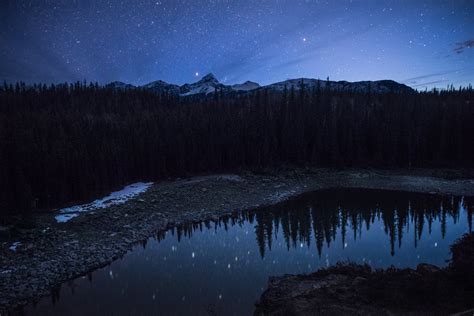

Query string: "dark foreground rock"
[1, 168, 474, 313]
[255, 233, 474, 316]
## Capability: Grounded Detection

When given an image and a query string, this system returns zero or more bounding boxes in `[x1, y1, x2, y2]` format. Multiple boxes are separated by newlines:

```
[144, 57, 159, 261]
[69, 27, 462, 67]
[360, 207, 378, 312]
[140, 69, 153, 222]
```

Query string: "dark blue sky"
[1, 0, 473, 89]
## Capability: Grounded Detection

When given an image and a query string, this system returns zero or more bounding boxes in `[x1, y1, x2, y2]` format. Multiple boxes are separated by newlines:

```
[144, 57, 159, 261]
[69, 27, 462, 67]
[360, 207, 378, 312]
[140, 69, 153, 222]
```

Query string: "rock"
[351, 276, 367, 286]
[256, 233, 474, 316]
[416, 263, 440, 274]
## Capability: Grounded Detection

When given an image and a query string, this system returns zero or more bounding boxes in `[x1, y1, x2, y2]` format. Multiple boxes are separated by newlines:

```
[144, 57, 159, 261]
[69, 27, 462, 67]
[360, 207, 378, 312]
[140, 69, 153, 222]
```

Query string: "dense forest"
[0, 81, 473, 215]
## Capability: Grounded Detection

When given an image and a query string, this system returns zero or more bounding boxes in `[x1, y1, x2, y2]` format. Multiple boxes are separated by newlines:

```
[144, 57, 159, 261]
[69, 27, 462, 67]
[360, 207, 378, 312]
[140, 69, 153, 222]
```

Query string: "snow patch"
[180, 84, 216, 96]
[55, 182, 153, 223]
[179, 73, 221, 96]
[9, 241, 21, 252]
[55, 213, 79, 223]
[267, 190, 297, 203]
[231, 81, 260, 91]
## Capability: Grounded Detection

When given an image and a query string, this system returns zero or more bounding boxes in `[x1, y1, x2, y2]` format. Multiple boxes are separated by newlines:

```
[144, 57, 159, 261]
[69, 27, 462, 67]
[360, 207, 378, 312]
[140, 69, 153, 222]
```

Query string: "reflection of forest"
[165, 189, 472, 258]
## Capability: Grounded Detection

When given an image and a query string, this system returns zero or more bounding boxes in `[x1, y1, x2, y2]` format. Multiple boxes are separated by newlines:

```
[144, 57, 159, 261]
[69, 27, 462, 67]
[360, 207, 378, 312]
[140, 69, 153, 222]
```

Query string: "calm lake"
[25, 188, 472, 315]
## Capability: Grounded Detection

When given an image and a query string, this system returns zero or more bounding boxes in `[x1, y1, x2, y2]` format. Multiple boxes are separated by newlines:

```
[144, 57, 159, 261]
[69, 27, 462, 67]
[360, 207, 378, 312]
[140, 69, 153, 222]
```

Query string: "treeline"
[0, 81, 473, 214]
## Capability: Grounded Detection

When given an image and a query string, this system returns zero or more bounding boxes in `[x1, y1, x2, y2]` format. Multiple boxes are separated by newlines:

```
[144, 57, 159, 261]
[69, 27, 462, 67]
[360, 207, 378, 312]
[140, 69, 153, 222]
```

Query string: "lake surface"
[25, 189, 472, 316]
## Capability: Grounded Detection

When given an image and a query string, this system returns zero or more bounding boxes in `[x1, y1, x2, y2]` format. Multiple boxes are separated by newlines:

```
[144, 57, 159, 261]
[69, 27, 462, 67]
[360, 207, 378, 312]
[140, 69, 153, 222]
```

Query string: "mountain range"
[106, 73, 414, 96]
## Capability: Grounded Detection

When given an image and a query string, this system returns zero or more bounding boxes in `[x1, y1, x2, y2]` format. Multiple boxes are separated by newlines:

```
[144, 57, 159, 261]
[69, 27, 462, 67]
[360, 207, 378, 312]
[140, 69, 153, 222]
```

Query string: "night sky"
[1, 0, 473, 89]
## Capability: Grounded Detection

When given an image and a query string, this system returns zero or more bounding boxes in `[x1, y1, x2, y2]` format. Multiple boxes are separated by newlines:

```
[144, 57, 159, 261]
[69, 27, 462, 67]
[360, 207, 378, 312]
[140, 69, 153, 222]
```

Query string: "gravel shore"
[1, 168, 474, 312]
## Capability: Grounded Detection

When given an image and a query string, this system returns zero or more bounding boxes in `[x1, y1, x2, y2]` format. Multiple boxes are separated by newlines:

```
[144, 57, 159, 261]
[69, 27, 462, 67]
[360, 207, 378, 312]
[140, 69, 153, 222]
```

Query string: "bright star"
[303, 37, 307, 42]
[195, 72, 199, 77]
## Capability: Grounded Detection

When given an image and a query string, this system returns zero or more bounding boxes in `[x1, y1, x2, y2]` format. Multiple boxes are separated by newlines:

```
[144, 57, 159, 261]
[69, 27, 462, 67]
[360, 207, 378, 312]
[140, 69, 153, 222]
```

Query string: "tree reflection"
[170, 189, 472, 258]
[250, 189, 472, 257]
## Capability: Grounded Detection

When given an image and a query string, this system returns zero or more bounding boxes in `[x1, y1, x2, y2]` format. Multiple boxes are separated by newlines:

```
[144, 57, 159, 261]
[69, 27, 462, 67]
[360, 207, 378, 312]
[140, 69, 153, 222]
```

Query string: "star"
[0, 0, 470, 90]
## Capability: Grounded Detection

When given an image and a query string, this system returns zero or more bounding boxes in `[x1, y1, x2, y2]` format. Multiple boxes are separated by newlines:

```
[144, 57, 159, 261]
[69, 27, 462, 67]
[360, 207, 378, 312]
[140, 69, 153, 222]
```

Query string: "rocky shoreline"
[254, 233, 474, 316]
[1, 168, 474, 313]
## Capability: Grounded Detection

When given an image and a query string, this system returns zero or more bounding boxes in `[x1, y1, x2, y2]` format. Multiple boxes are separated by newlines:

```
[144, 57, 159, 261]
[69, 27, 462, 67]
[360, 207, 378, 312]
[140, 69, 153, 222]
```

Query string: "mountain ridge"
[107, 74, 414, 96]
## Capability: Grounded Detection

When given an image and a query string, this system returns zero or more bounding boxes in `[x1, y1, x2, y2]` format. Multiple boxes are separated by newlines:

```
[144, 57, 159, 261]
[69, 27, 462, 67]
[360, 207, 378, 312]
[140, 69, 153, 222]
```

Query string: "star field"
[1, 0, 473, 89]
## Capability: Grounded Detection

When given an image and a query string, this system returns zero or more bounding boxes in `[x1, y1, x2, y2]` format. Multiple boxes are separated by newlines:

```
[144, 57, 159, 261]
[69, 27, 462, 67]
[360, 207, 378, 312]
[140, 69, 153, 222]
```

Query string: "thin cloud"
[403, 67, 474, 85]
[454, 39, 474, 54]
[403, 70, 458, 84]
[411, 80, 449, 88]
[217, 20, 378, 83]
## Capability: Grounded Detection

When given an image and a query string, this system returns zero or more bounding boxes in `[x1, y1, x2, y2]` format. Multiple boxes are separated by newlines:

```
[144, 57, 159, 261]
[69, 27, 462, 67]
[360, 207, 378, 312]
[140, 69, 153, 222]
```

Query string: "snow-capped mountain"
[267, 78, 413, 94]
[140, 73, 259, 96]
[179, 73, 228, 96]
[106, 74, 413, 96]
[231, 81, 260, 91]
[142, 80, 180, 94]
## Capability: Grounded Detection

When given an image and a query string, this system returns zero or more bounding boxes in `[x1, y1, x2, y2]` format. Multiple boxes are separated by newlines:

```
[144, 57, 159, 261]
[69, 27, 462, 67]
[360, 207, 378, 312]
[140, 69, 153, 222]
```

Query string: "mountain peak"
[142, 79, 180, 94]
[199, 73, 219, 83]
[232, 80, 260, 91]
